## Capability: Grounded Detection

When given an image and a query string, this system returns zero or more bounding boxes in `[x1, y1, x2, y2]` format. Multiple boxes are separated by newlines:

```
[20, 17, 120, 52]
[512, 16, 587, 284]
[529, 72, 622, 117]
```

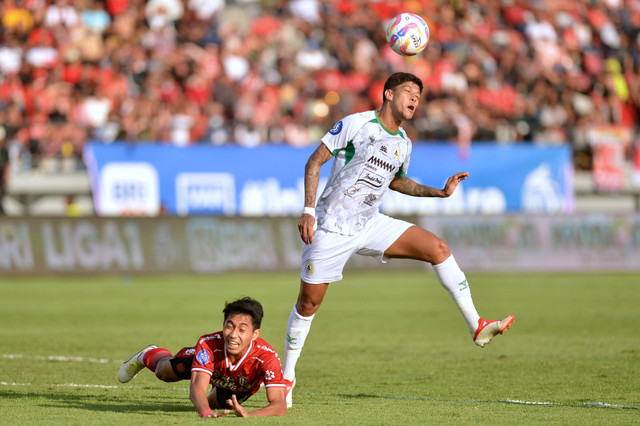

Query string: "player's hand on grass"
[201, 409, 230, 418]
[227, 395, 249, 417]
[298, 214, 316, 245]
[442, 172, 469, 197]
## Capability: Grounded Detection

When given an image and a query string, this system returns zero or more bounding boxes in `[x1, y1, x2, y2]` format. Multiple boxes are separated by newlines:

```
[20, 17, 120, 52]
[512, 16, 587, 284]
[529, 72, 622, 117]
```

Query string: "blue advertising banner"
[83, 142, 573, 216]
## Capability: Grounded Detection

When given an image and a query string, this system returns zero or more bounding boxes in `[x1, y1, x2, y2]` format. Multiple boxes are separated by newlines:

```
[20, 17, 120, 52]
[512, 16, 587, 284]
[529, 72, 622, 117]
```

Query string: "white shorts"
[300, 213, 414, 284]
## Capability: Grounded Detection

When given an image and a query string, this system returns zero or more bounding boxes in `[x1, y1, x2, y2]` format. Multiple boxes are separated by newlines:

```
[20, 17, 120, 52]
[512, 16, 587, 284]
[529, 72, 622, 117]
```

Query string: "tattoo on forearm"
[304, 153, 323, 206]
[392, 178, 441, 197]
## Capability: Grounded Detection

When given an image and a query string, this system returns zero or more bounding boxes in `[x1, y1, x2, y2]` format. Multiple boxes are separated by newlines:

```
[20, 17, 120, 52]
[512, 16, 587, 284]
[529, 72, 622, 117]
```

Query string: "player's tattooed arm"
[389, 172, 469, 198]
[303, 144, 333, 206]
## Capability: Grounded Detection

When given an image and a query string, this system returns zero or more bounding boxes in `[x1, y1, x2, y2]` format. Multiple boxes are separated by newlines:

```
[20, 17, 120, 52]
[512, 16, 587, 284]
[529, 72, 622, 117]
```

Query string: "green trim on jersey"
[395, 168, 406, 178]
[373, 110, 401, 136]
[332, 140, 356, 165]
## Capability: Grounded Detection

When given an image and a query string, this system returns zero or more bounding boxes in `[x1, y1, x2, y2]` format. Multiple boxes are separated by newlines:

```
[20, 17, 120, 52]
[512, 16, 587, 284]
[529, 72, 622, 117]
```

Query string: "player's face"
[223, 313, 260, 359]
[389, 82, 421, 121]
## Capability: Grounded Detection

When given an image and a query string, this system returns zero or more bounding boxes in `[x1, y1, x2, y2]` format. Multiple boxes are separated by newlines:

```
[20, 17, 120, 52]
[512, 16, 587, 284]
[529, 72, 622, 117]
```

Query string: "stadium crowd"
[0, 0, 639, 170]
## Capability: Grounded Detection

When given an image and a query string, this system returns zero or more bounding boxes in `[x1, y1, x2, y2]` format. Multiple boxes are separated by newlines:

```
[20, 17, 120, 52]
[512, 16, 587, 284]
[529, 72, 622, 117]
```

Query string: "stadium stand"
[0, 0, 638, 215]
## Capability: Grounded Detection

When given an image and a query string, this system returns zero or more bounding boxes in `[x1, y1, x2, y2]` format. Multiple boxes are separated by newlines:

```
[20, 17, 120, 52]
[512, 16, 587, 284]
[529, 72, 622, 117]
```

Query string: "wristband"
[303, 207, 316, 218]
[199, 409, 213, 418]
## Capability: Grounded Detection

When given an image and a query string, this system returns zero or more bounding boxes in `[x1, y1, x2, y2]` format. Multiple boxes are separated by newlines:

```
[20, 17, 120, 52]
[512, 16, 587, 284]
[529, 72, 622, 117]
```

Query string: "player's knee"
[154, 359, 177, 382]
[430, 238, 451, 264]
[296, 299, 320, 317]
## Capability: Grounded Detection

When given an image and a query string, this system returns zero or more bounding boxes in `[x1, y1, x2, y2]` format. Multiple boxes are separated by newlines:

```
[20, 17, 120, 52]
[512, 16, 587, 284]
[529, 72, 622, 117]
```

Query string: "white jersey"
[316, 110, 412, 235]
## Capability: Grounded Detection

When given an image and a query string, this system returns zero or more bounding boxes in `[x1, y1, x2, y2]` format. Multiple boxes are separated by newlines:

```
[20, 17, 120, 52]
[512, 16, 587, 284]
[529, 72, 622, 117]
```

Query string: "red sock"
[143, 348, 172, 372]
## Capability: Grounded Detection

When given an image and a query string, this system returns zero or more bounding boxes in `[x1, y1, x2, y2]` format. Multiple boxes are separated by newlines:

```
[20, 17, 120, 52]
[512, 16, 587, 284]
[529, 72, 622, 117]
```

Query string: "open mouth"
[407, 105, 416, 112]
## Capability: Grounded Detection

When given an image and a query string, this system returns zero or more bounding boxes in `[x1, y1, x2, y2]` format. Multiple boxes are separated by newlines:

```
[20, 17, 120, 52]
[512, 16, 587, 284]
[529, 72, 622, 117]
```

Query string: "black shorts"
[169, 355, 193, 381]
[169, 349, 252, 408]
[212, 387, 252, 409]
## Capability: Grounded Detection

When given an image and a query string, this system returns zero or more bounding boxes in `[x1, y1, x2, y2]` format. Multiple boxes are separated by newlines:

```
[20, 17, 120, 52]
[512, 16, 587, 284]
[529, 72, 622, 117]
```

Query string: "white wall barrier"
[1, 214, 638, 275]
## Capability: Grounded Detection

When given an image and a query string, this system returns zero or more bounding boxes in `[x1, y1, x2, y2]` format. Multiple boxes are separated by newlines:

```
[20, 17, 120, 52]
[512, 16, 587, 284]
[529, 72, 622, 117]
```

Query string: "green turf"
[1, 271, 639, 424]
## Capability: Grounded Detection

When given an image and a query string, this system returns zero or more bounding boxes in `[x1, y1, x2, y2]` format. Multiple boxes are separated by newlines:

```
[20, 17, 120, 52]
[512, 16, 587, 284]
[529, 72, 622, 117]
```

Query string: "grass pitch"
[1, 270, 639, 424]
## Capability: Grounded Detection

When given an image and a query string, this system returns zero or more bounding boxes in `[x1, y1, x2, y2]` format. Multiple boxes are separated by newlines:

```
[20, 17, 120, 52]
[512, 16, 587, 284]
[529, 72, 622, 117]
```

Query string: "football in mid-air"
[386, 12, 430, 56]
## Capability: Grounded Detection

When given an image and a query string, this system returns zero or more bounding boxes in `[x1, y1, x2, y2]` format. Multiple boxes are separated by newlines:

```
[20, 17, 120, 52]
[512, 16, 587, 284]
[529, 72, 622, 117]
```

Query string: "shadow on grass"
[1, 389, 193, 414]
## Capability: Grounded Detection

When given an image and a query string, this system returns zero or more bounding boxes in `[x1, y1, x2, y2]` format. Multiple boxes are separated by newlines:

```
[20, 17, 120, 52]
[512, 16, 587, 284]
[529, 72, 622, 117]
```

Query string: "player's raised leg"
[118, 344, 158, 383]
[118, 345, 179, 383]
[385, 226, 514, 347]
[283, 280, 328, 408]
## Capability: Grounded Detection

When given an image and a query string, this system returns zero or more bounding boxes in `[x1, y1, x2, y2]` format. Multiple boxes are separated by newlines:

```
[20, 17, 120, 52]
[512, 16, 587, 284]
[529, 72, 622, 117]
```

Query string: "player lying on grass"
[283, 72, 514, 407]
[117, 297, 286, 418]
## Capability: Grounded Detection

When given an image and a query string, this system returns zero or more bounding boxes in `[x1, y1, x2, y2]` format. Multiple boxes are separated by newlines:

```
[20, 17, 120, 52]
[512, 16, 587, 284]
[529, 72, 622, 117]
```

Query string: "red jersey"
[191, 331, 284, 396]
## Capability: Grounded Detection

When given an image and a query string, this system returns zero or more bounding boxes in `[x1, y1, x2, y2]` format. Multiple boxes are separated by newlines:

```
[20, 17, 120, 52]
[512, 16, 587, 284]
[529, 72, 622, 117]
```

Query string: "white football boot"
[284, 378, 295, 408]
[473, 315, 515, 347]
[117, 344, 157, 383]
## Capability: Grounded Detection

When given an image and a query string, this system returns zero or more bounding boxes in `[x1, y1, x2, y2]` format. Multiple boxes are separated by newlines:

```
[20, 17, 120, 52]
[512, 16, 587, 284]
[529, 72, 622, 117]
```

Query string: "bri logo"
[329, 121, 343, 135]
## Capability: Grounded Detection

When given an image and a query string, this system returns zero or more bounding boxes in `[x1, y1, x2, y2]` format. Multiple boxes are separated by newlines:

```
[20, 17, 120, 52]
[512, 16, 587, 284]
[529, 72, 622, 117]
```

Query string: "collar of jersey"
[224, 339, 253, 371]
[374, 110, 401, 136]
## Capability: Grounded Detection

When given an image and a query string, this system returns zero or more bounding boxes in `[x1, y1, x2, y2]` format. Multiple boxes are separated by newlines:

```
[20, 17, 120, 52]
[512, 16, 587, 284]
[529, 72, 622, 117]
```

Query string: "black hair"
[382, 72, 424, 104]
[223, 297, 264, 330]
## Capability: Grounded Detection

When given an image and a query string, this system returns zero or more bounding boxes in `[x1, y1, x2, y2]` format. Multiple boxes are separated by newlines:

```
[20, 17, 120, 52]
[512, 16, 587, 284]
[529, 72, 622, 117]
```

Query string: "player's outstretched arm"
[226, 387, 286, 417]
[389, 172, 469, 198]
[299, 143, 333, 245]
[190, 371, 227, 418]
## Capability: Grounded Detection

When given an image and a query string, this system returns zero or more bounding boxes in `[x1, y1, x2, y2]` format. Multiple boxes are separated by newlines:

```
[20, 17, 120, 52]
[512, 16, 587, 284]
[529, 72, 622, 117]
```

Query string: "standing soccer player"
[283, 72, 514, 407]
[118, 297, 286, 418]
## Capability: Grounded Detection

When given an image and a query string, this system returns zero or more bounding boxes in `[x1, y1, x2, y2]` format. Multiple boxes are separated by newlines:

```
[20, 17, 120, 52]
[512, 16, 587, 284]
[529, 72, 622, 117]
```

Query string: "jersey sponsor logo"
[329, 120, 343, 135]
[357, 170, 385, 189]
[256, 344, 277, 354]
[363, 194, 377, 206]
[264, 370, 275, 381]
[367, 155, 395, 172]
[196, 349, 210, 365]
[204, 334, 223, 340]
[379, 143, 400, 160]
[238, 375, 248, 386]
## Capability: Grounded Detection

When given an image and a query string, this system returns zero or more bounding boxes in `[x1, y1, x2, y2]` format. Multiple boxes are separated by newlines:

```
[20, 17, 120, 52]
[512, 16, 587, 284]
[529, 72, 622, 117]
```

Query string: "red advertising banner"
[587, 125, 633, 193]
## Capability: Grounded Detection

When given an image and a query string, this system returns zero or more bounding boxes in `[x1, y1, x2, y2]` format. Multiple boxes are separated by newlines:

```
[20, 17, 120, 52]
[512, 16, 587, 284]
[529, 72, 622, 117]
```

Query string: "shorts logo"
[196, 349, 210, 365]
[329, 121, 343, 135]
[304, 260, 314, 275]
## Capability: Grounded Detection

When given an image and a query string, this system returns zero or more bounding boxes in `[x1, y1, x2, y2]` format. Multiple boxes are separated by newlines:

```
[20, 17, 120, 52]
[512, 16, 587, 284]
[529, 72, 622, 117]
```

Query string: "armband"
[199, 409, 213, 418]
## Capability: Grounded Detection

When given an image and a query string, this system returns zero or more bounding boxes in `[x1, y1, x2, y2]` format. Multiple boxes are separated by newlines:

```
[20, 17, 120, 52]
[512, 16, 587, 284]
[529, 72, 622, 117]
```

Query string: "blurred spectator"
[0, 136, 9, 215]
[0, 0, 637, 170]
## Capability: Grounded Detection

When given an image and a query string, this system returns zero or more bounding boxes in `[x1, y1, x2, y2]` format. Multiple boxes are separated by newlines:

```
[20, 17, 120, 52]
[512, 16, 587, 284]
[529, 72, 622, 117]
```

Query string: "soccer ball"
[386, 13, 430, 56]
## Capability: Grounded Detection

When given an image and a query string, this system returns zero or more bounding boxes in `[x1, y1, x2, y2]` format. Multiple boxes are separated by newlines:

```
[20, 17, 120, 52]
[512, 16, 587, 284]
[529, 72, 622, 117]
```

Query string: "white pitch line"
[316, 393, 640, 410]
[0, 381, 188, 392]
[1, 381, 122, 389]
[2, 354, 119, 364]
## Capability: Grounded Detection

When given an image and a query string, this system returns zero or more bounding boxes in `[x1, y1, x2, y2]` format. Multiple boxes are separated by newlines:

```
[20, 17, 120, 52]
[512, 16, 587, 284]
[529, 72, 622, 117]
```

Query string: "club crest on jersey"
[393, 144, 400, 160]
[303, 260, 314, 275]
[196, 349, 209, 365]
[329, 120, 343, 135]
